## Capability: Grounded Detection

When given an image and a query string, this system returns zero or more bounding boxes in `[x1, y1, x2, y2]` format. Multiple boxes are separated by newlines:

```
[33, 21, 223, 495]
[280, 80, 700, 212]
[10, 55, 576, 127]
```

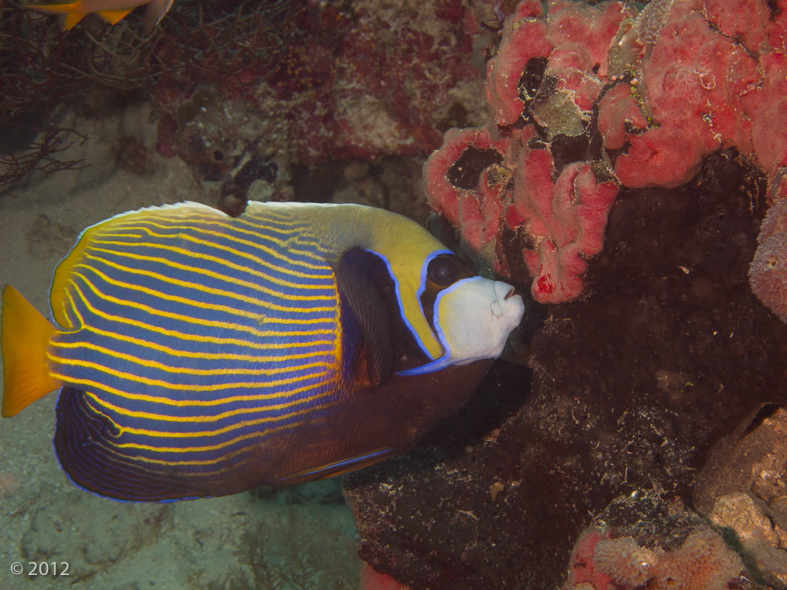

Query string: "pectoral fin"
[335, 248, 394, 387]
[143, 0, 174, 31]
[278, 447, 395, 482]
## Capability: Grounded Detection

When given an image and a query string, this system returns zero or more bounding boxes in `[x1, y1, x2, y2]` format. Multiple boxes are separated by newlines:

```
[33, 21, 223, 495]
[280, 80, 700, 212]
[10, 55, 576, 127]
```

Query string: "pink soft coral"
[425, 0, 787, 306]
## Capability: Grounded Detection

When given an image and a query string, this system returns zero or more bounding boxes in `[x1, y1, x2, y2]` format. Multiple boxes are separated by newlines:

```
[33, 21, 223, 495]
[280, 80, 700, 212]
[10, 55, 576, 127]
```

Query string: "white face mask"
[399, 277, 525, 376]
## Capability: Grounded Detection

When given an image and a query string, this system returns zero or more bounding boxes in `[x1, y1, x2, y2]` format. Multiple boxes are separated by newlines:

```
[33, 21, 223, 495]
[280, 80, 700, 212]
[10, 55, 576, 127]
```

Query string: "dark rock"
[343, 151, 787, 589]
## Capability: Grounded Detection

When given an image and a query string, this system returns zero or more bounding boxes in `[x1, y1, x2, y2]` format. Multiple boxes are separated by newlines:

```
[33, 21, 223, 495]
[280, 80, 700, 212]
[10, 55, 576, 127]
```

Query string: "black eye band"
[420, 254, 475, 329]
[427, 256, 459, 287]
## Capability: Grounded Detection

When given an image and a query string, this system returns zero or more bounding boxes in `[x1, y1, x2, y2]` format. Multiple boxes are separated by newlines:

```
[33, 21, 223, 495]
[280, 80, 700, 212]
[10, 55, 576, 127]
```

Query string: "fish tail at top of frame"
[1, 286, 62, 417]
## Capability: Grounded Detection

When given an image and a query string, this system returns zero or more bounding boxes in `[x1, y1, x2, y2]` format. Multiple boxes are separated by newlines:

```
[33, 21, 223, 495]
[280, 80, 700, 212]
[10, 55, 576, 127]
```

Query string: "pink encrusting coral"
[426, 0, 632, 303]
[595, 84, 648, 151]
[561, 527, 614, 590]
[750, 197, 787, 322]
[562, 526, 745, 590]
[423, 125, 513, 255]
[485, 4, 551, 127]
[360, 562, 411, 590]
[424, 122, 619, 303]
[614, 0, 760, 189]
[425, 0, 787, 305]
[509, 130, 618, 303]
[745, 52, 787, 181]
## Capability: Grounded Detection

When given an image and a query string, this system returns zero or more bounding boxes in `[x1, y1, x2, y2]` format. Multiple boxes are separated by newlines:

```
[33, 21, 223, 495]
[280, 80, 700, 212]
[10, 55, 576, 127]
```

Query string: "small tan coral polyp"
[595, 536, 659, 586]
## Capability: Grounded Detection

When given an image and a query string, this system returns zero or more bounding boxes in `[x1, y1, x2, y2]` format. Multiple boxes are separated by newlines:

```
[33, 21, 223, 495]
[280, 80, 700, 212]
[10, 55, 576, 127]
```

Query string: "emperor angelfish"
[1, 202, 524, 502]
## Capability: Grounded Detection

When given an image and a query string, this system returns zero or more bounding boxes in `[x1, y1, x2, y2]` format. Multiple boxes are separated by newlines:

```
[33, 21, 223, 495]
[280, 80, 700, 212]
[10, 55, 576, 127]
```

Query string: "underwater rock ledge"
[344, 151, 787, 589]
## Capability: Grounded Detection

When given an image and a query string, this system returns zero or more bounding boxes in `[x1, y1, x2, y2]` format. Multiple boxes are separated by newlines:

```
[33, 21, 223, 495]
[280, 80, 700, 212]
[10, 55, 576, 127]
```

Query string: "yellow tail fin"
[2, 286, 60, 417]
[97, 9, 133, 24]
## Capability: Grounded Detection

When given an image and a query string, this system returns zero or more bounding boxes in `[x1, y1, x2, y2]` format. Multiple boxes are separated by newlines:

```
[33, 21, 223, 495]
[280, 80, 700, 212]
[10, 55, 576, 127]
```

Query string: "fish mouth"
[401, 277, 526, 374]
[491, 282, 524, 321]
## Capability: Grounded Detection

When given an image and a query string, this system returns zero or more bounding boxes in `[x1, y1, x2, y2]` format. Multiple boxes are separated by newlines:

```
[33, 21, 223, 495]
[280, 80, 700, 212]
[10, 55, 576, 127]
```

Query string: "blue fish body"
[2, 202, 525, 501]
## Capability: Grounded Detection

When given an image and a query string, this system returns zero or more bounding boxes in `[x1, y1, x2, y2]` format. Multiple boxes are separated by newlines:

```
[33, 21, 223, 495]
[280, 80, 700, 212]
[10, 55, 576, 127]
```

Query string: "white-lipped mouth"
[491, 282, 522, 319]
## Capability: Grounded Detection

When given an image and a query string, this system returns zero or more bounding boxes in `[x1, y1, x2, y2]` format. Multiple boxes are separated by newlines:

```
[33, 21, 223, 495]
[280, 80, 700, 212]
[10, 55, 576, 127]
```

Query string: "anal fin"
[278, 447, 394, 483]
[97, 9, 133, 24]
[61, 11, 85, 29]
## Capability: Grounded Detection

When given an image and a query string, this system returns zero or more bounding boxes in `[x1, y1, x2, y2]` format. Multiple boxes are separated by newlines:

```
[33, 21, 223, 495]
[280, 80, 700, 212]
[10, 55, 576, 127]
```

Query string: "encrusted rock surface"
[345, 151, 787, 589]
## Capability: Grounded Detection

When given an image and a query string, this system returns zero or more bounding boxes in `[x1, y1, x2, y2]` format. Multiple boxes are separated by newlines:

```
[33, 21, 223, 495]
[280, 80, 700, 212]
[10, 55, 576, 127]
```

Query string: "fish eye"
[427, 256, 459, 287]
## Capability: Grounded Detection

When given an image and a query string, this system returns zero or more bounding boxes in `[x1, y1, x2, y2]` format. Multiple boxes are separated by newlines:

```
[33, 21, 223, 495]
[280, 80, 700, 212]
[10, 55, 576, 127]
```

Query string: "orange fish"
[27, 0, 174, 31]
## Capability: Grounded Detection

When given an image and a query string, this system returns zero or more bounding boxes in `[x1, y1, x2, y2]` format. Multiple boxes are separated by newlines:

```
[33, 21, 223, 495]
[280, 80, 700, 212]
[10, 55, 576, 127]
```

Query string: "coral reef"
[693, 405, 787, 586]
[564, 526, 745, 590]
[361, 562, 411, 590]
[152, 0, 487, 196]
[345, 152, 787, 589]
[424, 0, 787, 304]
[0, 0, 300, 190]
[750, 197, 787, 322]
[2, 0, 488, 212]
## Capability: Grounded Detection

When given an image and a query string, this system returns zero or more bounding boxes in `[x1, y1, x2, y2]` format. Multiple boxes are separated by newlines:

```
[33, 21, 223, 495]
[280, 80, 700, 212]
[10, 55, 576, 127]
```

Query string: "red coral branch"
[0, 126, 88, 192]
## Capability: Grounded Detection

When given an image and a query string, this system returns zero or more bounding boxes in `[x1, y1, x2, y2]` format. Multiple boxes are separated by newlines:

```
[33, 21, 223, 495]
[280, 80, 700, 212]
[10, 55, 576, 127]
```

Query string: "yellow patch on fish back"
[51, 228, 94, 329]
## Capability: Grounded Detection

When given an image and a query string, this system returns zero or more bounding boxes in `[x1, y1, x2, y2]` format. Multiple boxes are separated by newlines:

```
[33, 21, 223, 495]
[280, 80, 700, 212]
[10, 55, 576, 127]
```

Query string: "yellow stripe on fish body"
[242, 202, 449, 359]
[2, 201, 525, 501]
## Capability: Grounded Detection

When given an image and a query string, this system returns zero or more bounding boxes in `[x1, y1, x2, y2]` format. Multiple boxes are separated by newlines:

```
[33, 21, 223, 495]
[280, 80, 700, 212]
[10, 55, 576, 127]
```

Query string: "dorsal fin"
[50, 202, 225, 329]
[335, 248, 394, 387]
